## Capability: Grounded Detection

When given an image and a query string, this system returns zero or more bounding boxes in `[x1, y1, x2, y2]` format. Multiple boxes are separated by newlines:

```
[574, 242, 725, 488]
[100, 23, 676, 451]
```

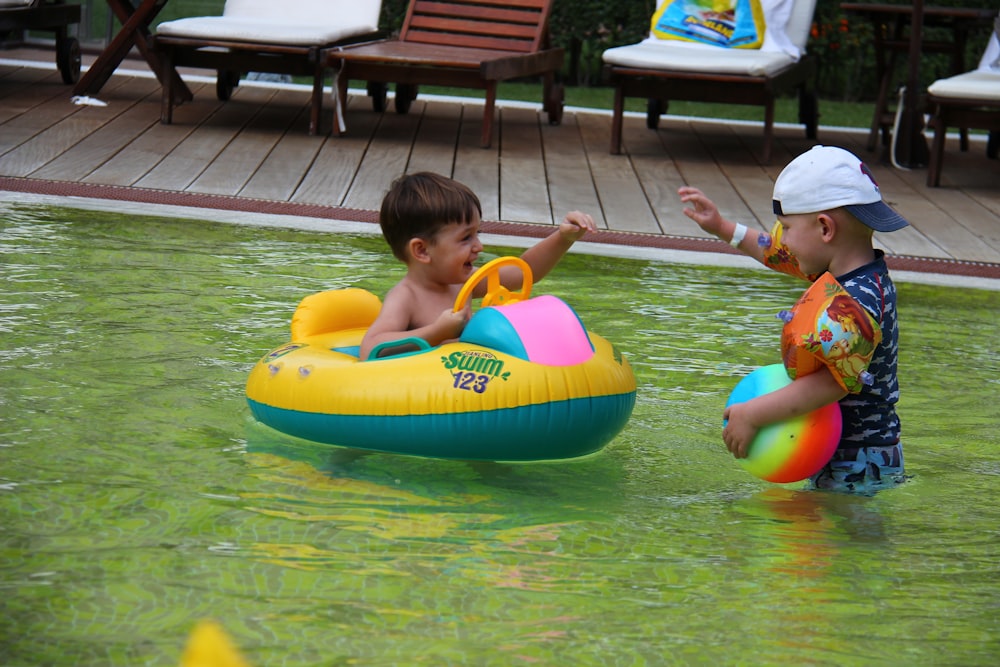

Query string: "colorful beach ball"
[724, 364, 841, 483]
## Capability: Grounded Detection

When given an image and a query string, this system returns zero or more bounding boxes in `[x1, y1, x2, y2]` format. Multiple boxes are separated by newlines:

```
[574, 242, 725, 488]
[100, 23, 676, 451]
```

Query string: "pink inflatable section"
[501, 295, 594, 366]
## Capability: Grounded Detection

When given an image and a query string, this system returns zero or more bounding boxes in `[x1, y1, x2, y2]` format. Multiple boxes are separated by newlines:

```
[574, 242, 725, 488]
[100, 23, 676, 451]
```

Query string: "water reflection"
[242, 423, 628, 595]
[734, 487, 888, 586]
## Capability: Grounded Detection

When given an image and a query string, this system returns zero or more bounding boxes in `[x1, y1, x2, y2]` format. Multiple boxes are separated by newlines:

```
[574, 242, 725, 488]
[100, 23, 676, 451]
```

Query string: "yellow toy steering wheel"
[453, 256, 533, 313]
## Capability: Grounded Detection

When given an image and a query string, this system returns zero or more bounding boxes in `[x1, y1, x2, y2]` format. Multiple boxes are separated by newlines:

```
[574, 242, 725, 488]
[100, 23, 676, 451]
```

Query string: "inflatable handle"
[453, 256, 533, 313]
[367, 336, 432, 360]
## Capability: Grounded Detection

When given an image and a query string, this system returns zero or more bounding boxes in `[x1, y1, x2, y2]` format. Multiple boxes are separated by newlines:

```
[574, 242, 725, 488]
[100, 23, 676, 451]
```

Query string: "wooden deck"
[2, 48, 999, 281]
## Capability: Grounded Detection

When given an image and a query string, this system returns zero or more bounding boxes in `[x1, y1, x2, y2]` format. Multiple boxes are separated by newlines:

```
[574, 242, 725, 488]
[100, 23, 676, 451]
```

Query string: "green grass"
[343, 80, 876, 129]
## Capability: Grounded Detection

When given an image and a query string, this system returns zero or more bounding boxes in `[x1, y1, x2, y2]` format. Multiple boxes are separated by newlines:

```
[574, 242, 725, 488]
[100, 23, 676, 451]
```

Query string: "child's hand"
[435, 304, 470, 341]
[678, 186, 724, 236]
[559, 211, 597, 242]
[721, 401, 761, 459]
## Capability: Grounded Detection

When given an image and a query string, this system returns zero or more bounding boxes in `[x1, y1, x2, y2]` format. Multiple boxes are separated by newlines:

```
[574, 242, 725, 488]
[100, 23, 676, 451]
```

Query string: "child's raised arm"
[509, 211, 597, 286]
[678, 186, 767, 264]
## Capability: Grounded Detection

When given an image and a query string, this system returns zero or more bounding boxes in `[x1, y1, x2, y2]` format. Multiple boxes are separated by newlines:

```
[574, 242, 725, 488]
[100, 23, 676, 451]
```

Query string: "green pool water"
[1, 203, 998, 666]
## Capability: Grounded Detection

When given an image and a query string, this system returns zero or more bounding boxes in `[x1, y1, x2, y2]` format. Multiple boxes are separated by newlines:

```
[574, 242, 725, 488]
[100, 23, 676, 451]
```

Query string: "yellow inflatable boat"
[246, 258, 636, 461]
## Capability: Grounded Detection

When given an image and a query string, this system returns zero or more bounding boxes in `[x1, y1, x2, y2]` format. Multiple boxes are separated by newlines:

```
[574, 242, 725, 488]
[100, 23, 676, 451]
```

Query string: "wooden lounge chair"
[602, 0, 818, 164]
[0, 0, 80, 84]
[151, 0, 385, 135]
[327, 0, 565, 148]
[926, 30, 1000, 187]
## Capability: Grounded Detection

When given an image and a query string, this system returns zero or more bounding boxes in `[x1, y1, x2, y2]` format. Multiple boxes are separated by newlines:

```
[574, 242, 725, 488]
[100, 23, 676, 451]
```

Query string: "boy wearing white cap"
[679, 146, 908, 493]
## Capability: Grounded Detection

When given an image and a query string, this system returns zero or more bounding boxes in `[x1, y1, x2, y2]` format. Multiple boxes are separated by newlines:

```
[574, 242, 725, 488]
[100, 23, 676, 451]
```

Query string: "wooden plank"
[134, 86, 275, 191]
[0, 67, 60, 124]
[0, 92, 74, 159]
[1, 49, 999, 269]
[83, 82, 216, 186]
[31, 84, 162, 181]
[968, 182, 1000, 219]
[770, 123, 816, 173]
[239, 101, 325, 201]
[498, 105, 549, 224]
[693, 121, 776, 232]
[540, 112, 604, 227]
[619, 109, 686, 235]
[0, 63, 21, 80]
[0, 76, 143, 176]
[342, 99, 425, 211]
[188, 87, 298, 195]
[453, 102, 500, 222]
[576, 111, 660, 234]
[933, 134, 1000, 193]
[405, 99, 461, 176]
[889, 152, 1000, 259]
[667, 118, 758, 234]
[291, 93, 379, 207]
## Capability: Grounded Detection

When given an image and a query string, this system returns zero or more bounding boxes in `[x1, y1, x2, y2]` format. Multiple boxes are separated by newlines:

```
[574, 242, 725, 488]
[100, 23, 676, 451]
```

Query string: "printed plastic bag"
[651, 0, 766, 49]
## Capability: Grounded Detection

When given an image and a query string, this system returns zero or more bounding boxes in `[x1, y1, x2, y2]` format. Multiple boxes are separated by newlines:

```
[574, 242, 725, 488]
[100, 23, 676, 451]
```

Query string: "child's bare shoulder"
[381, 280, 419, 313]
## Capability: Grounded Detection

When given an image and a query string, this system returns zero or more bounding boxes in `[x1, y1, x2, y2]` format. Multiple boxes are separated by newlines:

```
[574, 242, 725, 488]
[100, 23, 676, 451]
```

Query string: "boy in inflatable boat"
[679, 146, 907, 493]
[360, 172, 596, 361]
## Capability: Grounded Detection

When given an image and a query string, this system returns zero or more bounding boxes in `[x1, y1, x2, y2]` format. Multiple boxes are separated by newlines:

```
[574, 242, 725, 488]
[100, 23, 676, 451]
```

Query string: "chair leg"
[309, 63, 324, 136]
[799, 87, 818, 139]
[869, 68, 892, 152]
[481, 81, 497, 148]
[610, 85, 624, 155]
[542, 71, 564, 125]
[927, 114, 946, 187]
[541, 71, 553, 115]
[160, 49, 174, 125]
[762, 99, 775, 165]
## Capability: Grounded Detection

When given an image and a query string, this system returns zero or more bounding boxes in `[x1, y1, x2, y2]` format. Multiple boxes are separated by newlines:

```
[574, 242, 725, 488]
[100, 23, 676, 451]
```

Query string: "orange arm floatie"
[778, 272, 881, 393]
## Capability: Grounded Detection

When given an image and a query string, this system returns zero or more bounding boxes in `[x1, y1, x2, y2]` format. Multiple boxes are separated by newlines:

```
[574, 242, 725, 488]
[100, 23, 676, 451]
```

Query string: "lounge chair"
[152, 0, 384, 135]
[602, 0, 818, 163]
[327, 0, 565, 148]
[0, 0, 80, 84]
[926, 29, 1000, 187]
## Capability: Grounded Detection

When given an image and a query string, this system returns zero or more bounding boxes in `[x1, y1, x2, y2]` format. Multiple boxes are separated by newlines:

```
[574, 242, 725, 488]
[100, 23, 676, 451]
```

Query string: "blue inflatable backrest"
[460, 295, 594, 366]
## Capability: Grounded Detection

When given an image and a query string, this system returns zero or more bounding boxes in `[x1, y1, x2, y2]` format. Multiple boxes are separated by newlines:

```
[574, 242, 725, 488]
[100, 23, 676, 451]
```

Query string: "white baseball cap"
[772, 146, 909, 232]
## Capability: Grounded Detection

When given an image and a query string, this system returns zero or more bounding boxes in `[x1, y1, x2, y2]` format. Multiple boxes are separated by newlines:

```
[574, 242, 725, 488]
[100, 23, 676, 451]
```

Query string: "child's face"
[426, 217, 484, 284]
[777, 213, 829, 275]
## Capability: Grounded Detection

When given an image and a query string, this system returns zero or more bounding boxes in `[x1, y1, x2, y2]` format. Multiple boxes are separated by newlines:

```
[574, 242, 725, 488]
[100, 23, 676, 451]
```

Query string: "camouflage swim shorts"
[807, 443, 907, 494]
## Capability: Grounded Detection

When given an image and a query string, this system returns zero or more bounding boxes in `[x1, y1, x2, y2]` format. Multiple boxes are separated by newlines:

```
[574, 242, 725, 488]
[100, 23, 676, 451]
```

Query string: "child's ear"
[817, 213, 837, 241]
[408, 237, 432, 263]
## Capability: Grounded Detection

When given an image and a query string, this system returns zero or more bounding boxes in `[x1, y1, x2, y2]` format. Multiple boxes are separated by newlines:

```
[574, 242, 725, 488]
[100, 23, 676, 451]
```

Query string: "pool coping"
[3, 175, 1000, 291]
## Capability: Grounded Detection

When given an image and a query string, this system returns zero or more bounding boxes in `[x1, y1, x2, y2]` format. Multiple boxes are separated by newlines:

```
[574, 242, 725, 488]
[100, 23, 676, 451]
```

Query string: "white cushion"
[602, 38, 797, 76]
[928, 70, 1000, 103]
[0, 0, 38, 8]
[927, 31, 1000, 103]
[220, 0, 379, 24]
[603, 0, 816, 74]
[157, 0, 381, 45]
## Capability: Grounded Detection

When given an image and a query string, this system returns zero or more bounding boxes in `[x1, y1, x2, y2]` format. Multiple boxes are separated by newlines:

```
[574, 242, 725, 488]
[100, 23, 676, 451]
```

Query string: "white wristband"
[729, 223, 748, 248]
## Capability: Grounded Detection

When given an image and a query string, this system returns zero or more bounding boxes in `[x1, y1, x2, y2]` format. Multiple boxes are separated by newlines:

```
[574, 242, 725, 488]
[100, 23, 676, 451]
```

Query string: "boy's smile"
[426, 217, 483, 284]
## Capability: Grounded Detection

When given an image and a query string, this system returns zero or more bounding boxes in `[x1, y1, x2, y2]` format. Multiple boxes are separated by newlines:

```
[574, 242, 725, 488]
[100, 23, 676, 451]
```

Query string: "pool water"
[1, 204, 998, 666]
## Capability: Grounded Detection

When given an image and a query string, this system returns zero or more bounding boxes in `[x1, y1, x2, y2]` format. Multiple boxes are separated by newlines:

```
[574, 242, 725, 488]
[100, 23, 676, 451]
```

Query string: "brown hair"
[379, 172, 482, 261]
